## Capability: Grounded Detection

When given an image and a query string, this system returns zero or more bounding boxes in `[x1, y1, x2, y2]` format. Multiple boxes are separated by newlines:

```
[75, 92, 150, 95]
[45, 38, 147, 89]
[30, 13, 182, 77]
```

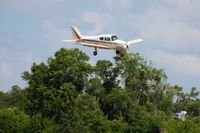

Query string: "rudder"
[71, 26, 82, 40]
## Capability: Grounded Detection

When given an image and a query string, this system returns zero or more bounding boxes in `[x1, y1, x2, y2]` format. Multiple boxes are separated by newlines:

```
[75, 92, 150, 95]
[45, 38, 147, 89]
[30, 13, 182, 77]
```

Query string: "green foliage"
[0, 108, 29, 133]
[0, 108, 56, 133]
[95, 60, 120, 91]
[158, 95, 174, 114]
[174, 86, 200, 112]
[21, 48, 92, 120]
[0, 91, 10, 108]
[0, 85, 23, 109]
[8, 85, 23, 107]
[1, 48, 200, 132]
[116, 53, 167, 106]
[187, 100, 200, 117]
[165, 117, 200, 133]
[22, 48, 92, 92]
[23, 82, 78, 121]
[26, 113, 56, 133]
[86, 77, 102, 99]
[100, 88, 134, 120]
[126, 105, 168, 132]
[57, 94, 110, 132]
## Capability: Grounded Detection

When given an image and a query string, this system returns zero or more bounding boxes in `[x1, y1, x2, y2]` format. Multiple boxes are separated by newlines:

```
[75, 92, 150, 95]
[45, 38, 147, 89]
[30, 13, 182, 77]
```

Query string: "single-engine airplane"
[63, 26, 143, 56]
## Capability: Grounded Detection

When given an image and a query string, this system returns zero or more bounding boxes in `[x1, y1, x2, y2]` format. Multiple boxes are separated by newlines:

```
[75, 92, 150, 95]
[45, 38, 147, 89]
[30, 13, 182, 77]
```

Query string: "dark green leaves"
[1, 48, 199, 132]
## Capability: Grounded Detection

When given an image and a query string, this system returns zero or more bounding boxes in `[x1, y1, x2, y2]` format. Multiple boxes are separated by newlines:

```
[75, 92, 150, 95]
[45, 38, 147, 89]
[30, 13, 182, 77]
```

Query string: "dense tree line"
[0, 48, 199, 132]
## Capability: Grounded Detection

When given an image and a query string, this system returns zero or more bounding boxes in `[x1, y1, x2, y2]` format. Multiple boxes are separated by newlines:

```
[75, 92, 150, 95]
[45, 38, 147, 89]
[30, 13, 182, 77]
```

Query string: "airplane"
[63, 26, 143, 56]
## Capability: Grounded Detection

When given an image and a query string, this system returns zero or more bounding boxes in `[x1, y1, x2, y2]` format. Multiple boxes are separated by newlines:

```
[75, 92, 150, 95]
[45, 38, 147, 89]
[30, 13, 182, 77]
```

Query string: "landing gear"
[93, 47, 97, 56]
[116, 50, 124, 57]
[120, 53, 124, 57]
[116, 50, 120, 55]
[93, 51, 97, 56]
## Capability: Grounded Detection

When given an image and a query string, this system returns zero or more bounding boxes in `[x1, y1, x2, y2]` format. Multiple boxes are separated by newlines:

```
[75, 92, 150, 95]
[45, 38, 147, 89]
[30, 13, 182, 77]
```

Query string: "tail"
[71, 26, 82, 40]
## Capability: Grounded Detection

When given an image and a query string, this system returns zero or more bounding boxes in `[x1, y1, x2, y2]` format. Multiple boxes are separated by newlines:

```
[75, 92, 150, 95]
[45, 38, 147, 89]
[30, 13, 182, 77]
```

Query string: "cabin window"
[100, 37, 103, 40]
[105, 37, 110, 41]
[111, 35, 118, 41]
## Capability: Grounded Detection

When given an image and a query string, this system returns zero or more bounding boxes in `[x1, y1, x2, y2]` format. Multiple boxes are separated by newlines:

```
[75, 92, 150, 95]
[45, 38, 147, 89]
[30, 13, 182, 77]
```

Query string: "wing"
[127, 39, 143, 45]
[63, 40, 110, 49]
[78, 42, 110, 49]
[62, 40, 77, 43]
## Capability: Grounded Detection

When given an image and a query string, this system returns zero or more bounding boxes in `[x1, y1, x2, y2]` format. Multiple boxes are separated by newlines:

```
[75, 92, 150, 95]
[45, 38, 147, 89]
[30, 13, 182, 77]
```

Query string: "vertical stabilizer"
[71, 26, 82, 40]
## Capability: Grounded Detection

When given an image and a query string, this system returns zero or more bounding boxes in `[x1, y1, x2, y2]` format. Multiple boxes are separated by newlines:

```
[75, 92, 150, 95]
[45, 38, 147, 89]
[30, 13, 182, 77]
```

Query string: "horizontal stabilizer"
[62, 40, 76, 43]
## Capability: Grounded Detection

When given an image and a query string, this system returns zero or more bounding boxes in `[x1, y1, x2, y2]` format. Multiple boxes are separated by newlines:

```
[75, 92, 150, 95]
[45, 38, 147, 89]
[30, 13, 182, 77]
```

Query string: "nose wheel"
[93, 48, 97, 56]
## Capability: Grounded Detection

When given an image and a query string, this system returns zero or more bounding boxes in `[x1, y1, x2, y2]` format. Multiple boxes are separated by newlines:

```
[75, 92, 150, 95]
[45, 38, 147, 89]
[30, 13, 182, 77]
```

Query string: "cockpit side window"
[111, 35, 118, 41]
[100, 37, 103, 40]
[105, 37, 110, 41]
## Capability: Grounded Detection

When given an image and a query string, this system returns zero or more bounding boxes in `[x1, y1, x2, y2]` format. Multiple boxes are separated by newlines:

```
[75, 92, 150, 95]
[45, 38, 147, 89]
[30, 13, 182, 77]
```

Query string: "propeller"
[125, 43, 129, 50]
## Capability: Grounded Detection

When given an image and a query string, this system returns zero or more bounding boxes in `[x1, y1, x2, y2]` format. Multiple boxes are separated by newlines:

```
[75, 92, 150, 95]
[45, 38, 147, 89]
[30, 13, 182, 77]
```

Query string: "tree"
[165, 117, 200, 133]
[57, 94, 108, 133]
[0, 107, 56, 133]
[99, 88, 134, 120]
[86, 77, 103, 102]
[95, 60, 120, 91]
[0, 91, 10, 109]
[13, 48, 199, 132]
[8, 85, 23, 107]
[0, 85, 23, 109]
[187, 100, 200, 117]
[116, 53, 167, 106]
[127, 105, 166, 132]
[25, 113, 56, 133]
[0, 107, 29, 133]
[175, 86, 199, 111]
[21, 48, 92, 121]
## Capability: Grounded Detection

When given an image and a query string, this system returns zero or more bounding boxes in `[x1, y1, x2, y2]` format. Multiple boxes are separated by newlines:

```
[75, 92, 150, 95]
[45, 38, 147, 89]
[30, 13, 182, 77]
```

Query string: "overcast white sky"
[0, 0, 200, 92]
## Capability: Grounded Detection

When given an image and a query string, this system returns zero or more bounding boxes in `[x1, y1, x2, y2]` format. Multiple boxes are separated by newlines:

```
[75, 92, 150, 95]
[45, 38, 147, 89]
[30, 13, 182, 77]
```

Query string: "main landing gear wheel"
[93, 51, 97, 56]
[116, 50, 120, 55]
[93, 48, 97, 56]
[116, 50, 124, 57]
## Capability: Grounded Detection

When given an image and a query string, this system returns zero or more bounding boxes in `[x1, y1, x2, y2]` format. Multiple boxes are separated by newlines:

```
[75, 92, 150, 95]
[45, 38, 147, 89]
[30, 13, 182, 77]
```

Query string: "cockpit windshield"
[111, 35, 118, 41]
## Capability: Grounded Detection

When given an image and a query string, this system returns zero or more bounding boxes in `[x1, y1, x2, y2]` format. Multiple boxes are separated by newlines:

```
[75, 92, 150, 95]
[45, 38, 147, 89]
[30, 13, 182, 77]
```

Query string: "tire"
[116, 50, 120, 55]
[93, 51, 97, 56]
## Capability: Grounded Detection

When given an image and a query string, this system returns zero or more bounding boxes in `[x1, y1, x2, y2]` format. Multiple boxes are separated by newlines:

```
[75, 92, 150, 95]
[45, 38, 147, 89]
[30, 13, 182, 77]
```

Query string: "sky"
[0, 0, 200, 92]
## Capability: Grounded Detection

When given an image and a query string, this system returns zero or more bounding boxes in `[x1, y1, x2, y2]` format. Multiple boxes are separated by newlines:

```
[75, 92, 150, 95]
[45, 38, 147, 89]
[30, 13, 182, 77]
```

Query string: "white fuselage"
[76, 34, 128, 51]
